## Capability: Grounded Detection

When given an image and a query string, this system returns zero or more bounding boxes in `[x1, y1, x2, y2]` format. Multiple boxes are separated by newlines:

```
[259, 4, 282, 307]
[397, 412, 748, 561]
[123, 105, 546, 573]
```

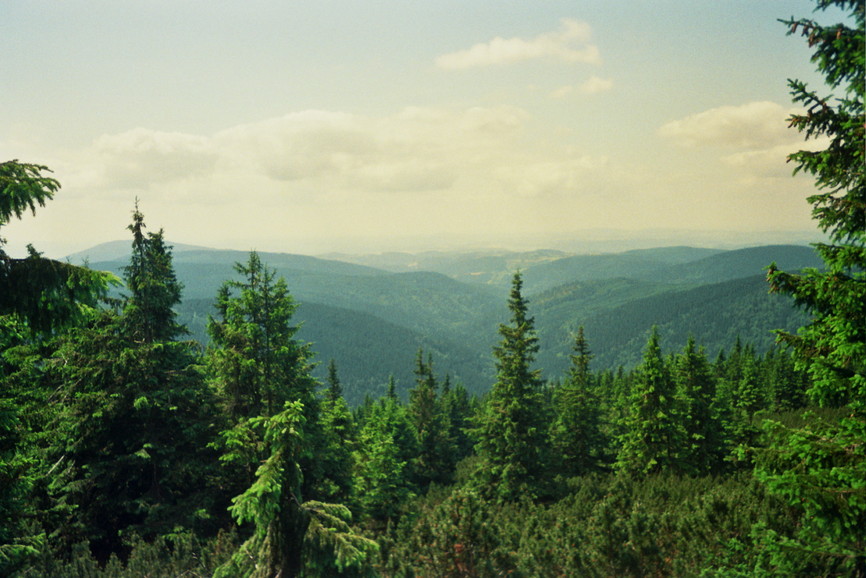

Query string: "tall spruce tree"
[207, 252, 318, 421]
[208, 257, 375, 576]
[755, 1, 865, 574]
[473, 272, 549, 500]
[49, 209, 215, 557]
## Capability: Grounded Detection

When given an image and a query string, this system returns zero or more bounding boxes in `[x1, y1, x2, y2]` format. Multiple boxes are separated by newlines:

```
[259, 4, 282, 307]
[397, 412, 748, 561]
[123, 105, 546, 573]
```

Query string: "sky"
[1, 0, 844, 258]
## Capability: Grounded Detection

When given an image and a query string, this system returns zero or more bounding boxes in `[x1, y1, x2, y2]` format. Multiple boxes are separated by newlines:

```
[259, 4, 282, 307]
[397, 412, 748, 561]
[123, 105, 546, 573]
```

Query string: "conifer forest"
[1, 2, 863, 576]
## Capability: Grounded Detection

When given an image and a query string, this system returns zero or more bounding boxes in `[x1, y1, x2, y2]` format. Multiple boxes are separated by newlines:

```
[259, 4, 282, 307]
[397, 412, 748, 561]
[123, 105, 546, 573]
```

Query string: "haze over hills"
[74, 240, 820, 404]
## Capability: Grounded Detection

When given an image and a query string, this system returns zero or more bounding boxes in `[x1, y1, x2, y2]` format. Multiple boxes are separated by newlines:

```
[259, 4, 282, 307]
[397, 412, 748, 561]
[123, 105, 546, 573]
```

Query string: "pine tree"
[755, 2, 865, 574]
[473, 272, 549, 500]
[617, 327, 687, 476]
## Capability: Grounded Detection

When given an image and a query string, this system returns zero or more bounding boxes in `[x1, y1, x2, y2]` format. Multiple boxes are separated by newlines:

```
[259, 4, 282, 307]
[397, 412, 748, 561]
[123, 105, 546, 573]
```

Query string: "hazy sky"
[2, 1, 841, 257]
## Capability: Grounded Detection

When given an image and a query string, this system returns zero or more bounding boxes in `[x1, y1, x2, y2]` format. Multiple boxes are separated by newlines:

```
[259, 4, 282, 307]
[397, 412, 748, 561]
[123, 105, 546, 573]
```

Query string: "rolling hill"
[75, 241, 816, 402]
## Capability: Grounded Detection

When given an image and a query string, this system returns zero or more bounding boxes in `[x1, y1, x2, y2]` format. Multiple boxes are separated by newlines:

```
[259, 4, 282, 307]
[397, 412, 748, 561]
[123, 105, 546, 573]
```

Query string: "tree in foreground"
[0, 160, 115, 333]
[473, 272, 549, 500]
[758, 1, 865, 574]
[48, 209, 215, 558]
[207, 256, 377, 576]
[214, 401, 378, 578]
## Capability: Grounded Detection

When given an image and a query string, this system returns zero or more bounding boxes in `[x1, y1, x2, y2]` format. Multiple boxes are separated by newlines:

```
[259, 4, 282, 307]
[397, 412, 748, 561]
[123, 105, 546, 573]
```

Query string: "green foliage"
[352, 398, 417, 522]
[753, 414, 866, 575]
[473, 272, 550, 500]
[674, 338, 727, 473]
[617, 328, 688, 476]
[122, 205, 184, 343]
[216, 401, 308, 578]
[755, 2, 866, 575]
[314, 361, 357, 504]
[207, 251, 318, 421]
[43, 212, 219, 558]
[0, 160, 117, 334]
[550, 327, 607, 476]
[408, 350, 456, 488]
[0, 160, 59, 225]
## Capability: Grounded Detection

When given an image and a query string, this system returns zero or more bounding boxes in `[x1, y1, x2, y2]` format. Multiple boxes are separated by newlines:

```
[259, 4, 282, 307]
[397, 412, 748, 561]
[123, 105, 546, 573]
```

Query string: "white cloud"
[722, 136, 832, 178]
[74, 105, 538, 196]
[436, 18, 601, 70]
[657, 101, 795, 149]
[90, 128, 218, 188]
[578, 75, 613, 95]
[551, 76, 613, 98]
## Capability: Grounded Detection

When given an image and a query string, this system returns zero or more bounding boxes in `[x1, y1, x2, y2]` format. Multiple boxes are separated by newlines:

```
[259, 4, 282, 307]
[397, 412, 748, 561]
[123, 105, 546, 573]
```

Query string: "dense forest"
[1, 1, 863, 576]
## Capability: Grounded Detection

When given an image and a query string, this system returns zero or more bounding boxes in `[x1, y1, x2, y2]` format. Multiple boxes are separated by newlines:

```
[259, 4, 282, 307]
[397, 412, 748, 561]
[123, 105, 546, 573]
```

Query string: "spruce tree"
[674, 338, 725, 473]
[49, 209, 216, 557]
[208, 259, 375, 576]
[550, 326, 606, 476]
[474, 272, 548, 500]
[318, 360, 355, 503]
[0, 160, 115, 334]
[351, 396, 417, 522]
[407, 349, 455, 487]
[617, 327, 686, 476]
[755, 1, 865, 574]
[207, 252, 317, 421]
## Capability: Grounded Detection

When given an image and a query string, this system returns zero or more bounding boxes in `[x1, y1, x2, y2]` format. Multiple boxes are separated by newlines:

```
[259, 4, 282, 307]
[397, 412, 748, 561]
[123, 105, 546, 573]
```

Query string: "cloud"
[90, 128, 218, 188]
[436, 18, 601, 70]
[551, 75, 613, 98]
[76, 106, 538, 196]
[722, 136, 832, 178]
[657, 101, 794, 149]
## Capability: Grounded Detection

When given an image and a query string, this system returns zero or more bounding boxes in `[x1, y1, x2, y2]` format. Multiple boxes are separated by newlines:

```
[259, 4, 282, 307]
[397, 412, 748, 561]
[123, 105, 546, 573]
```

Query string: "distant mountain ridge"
[76, 241, 818, 403]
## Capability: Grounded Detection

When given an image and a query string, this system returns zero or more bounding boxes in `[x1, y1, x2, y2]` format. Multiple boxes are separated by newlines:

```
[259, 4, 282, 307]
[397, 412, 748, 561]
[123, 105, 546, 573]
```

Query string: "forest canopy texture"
[0, 1, 863, 576]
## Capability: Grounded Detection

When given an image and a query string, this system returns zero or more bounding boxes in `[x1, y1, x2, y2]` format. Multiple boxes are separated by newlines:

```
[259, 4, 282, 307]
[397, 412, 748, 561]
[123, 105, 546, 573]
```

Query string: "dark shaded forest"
[1, 2, 863, 576]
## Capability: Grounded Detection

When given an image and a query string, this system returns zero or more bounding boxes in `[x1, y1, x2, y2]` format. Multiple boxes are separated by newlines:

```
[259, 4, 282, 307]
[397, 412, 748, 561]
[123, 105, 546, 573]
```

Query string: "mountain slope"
[534, 274, 810, 375]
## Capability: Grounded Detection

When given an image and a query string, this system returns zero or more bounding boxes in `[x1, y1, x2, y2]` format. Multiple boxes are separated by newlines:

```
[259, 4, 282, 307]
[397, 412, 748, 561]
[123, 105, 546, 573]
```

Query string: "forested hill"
[78, 242, 818, 404]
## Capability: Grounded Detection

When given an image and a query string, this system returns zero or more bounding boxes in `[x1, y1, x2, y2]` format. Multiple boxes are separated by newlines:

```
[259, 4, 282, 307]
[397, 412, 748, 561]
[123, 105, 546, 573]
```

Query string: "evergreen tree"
[439, 376, 476, 463]
[550, 327, 606, 476]
[617, 327, 687, 476]
[407, 349, 455, 488]
[473, 272, 549, 500]
[674, 338, 726, 473]
[0, 160, 115, 334]
[351, 397, 417, 522]
[48, 210, 216, 557]
[756, 2, 865, 574]
[325, 358, 343, 402]
[214, 401, 377, 578]
[317, 360, 355, 503]
[207, 252, 318, 421]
